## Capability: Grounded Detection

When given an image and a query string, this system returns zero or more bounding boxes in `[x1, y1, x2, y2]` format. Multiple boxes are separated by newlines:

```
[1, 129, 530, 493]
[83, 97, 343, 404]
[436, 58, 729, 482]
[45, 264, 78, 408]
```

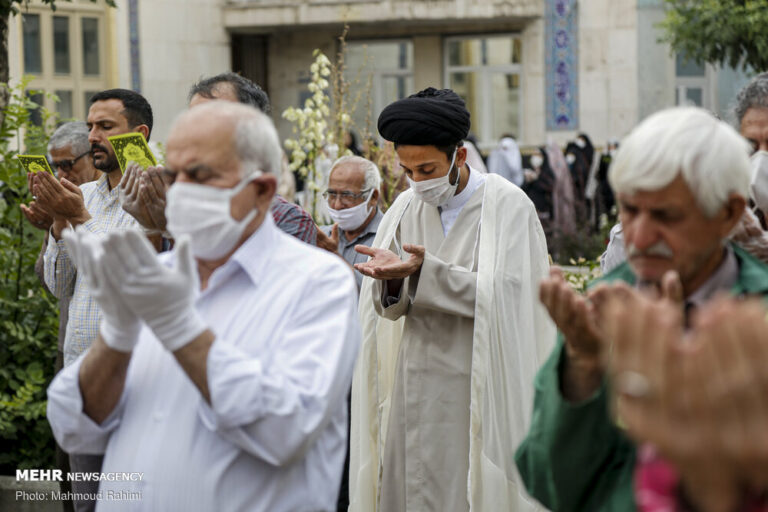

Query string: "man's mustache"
[627, 241, 674, 259]
[91, 143, 109, 155]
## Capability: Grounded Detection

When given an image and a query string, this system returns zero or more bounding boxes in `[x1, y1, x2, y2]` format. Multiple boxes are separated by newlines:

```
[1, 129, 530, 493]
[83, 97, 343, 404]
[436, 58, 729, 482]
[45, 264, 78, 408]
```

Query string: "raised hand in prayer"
[98, 230, 206, 352]
[21, 172, 53, 231]
[354, 243, 425, 280]
[729, 208, 768, 264]
[316, 224, 339, 254]
[61, 226, 142, 353]
[540, 267, 602, 356]
[539, 267, 606, 400]
[32, 169, 88, 222]
[600, 290, 768, 512]
[119, 163, 168, 233]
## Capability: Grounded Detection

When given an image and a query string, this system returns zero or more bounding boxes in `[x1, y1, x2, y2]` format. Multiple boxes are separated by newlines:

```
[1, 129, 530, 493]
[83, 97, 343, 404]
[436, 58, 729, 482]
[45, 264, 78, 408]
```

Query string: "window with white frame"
[344, 40, 414, 143]
[445, 34, 522, 150]
[19, 6, 109, 124]
[674, 53, 715, 110]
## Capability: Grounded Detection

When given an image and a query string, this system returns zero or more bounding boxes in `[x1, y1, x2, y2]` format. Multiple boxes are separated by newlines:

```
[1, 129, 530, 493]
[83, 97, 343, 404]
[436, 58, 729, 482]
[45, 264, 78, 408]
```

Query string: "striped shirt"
[271, 195, 318, 245]
[43, 174, 138, 366]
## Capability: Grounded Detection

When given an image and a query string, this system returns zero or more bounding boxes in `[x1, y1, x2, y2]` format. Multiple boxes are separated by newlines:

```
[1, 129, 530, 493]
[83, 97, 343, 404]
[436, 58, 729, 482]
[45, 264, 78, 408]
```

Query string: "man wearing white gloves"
[46, 101, 361, 511]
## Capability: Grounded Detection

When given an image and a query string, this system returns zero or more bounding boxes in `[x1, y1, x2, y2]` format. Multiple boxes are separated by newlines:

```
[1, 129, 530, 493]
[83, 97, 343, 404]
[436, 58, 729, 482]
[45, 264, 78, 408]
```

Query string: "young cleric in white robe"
[349, 87, 556, 512]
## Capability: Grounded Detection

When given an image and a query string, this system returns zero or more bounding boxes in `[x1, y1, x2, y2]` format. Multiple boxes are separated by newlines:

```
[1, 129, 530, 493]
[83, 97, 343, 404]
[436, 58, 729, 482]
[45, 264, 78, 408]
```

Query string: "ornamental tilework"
[546, 0, 579, 130]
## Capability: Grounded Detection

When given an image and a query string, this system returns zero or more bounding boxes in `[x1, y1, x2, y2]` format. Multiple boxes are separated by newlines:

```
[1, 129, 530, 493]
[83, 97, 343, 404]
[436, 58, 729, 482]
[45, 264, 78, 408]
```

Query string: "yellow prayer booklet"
[107, 132, 157, 173]
[17, 154, 54, 175]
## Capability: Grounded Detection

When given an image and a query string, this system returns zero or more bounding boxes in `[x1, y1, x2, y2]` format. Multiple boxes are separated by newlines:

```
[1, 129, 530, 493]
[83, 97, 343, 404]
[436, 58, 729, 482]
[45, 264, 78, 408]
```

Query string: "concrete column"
[412, 36, 442, 90]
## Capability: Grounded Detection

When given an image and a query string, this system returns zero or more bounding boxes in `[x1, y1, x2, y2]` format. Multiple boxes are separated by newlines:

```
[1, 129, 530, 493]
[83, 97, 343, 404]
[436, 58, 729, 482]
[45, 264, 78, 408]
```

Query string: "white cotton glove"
[61, 226, 142, 352]
[99, 230, 207, 352]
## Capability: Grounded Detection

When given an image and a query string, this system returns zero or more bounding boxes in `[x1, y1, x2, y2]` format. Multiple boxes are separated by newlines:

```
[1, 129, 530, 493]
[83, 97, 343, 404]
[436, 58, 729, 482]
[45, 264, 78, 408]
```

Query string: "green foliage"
[1, 0, 115, 17]
[659, 0, 768, 71]
[0, 78, 60, 473]
[562, 257, 603, 294]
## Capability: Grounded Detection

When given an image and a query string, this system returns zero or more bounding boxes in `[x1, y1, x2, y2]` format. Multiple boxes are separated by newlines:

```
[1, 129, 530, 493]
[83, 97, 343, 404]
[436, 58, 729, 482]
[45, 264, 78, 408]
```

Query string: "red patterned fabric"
[271, 195, 317, 245]
[635, 444, 768, 512]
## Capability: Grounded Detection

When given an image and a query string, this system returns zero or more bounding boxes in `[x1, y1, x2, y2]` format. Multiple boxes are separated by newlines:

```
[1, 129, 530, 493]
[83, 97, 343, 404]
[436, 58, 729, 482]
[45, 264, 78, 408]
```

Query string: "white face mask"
[531, 154, 544, 168]
[565, 153, 576, 165]
[750, 151, 768, 212]
[575, 138, 586, 149]
[407, 148, 459, 207]
[328, 189, 374, 231]
[166, 174, 260, 261]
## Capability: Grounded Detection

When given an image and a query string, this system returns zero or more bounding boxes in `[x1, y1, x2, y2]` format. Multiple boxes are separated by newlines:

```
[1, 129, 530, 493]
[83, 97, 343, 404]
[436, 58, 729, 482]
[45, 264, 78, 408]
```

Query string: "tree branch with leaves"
[659, 0, 768, 72]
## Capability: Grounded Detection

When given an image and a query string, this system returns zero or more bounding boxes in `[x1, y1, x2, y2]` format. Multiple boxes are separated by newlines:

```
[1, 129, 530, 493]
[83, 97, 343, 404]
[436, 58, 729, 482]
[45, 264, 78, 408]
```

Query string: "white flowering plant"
[282, 50, 337, 221]
[562, 257, 603, 293]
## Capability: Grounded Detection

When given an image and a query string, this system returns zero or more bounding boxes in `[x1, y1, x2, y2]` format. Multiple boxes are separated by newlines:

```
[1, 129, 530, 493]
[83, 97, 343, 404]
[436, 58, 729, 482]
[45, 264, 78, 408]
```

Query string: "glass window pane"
[27, 91, 44, 126]
[675, 54, 705, 77]
[22, 14, 42, 74]
[84, 91, 98, 118]
[82, 18, 100, 75]
[448, 39, 482, 67]
[490, 73, 520, 140]
[487, 37, 522, 66]
[55, 90, 73, 119]
[346, 41, 412, 71]
[53, 16, 71, 74]
[345, 41, 414, 139]
[685, 87, 703, 107]
[449, 71, 483, 139]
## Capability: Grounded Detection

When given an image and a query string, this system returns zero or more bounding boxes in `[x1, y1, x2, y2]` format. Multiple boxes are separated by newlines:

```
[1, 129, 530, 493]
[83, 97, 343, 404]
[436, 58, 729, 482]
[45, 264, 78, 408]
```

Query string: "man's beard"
[91, 143, 120, 173]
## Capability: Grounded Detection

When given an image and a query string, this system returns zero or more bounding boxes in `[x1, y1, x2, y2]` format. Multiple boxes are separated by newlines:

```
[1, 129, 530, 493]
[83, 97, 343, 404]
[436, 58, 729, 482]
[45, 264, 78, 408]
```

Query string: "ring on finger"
[615, 370, 652, 399]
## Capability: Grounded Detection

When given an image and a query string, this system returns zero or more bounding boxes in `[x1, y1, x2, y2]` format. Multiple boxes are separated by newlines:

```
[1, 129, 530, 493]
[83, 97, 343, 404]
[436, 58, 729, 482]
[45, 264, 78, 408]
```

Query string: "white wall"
[134, 0, 230, 143]
[577, 0, 639, 146]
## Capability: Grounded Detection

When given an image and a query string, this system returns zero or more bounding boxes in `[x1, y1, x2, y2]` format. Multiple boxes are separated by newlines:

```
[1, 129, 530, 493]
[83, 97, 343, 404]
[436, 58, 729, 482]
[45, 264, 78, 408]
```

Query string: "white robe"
[349, 173, 555, 511]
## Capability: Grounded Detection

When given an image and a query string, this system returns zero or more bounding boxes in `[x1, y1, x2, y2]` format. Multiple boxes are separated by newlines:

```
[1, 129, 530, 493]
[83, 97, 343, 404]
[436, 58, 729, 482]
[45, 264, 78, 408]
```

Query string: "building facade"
[8, 0, 752, 149]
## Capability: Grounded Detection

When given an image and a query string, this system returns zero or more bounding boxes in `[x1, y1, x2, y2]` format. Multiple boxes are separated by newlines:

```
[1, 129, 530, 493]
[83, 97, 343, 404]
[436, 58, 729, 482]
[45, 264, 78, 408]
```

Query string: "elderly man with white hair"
[515, 106, 768, 511]
[316, 155, 383, 290]
[45, 101, 361, 512]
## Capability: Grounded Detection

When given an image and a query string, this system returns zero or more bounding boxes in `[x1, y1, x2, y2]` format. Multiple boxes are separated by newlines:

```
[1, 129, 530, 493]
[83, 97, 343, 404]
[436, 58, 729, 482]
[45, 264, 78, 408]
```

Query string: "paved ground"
[0, 476, 63, 512]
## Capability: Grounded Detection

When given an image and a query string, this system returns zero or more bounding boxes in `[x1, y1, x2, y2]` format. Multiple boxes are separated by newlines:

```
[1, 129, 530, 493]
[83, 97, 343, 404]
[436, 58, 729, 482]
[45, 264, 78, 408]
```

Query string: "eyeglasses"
[49, 150, 90, 172]
[322, 189, 371, 206]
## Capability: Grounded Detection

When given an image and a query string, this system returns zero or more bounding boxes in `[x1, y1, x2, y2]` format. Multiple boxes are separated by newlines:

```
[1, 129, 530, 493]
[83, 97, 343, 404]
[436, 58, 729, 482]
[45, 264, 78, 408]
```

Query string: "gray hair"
[233, 109, 281, 186]
[173, 101, 282, 185]
[734, 72, 768, 126]
[609, 107, 751, 218]
[330, 155, 382, 192]
[47, 121, 90, 156]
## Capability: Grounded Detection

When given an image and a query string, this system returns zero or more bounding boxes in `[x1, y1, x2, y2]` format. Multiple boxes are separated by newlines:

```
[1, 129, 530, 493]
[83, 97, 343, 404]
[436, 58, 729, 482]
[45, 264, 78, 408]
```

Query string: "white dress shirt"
[439, 165, 486, 236]
[47, 214, 361, 512]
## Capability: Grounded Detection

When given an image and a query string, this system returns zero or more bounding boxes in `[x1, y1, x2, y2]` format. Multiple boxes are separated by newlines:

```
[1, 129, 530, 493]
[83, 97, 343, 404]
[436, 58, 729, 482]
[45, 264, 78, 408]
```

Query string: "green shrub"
[0, 78, 60, 473]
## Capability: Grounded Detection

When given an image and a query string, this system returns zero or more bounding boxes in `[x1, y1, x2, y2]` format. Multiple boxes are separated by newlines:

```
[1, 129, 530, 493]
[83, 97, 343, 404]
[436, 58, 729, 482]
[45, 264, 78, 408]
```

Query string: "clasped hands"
[540, 268, 768, 511]
[62, 227, 207, 354]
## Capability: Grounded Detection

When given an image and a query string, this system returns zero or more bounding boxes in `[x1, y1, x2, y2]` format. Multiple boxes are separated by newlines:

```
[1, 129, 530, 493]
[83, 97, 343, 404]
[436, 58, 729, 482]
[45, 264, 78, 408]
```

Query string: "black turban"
[377, 87, 471, 146]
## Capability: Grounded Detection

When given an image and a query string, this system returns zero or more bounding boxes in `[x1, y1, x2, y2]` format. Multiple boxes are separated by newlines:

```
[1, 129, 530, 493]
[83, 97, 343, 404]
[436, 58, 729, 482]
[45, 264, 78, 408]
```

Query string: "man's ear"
[369, 188, 380, 208]
[252, 173, 277, 204]
[719, 193, 747, 236]
[456, 146, 468, 168]
[135, 125, 150, 140]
